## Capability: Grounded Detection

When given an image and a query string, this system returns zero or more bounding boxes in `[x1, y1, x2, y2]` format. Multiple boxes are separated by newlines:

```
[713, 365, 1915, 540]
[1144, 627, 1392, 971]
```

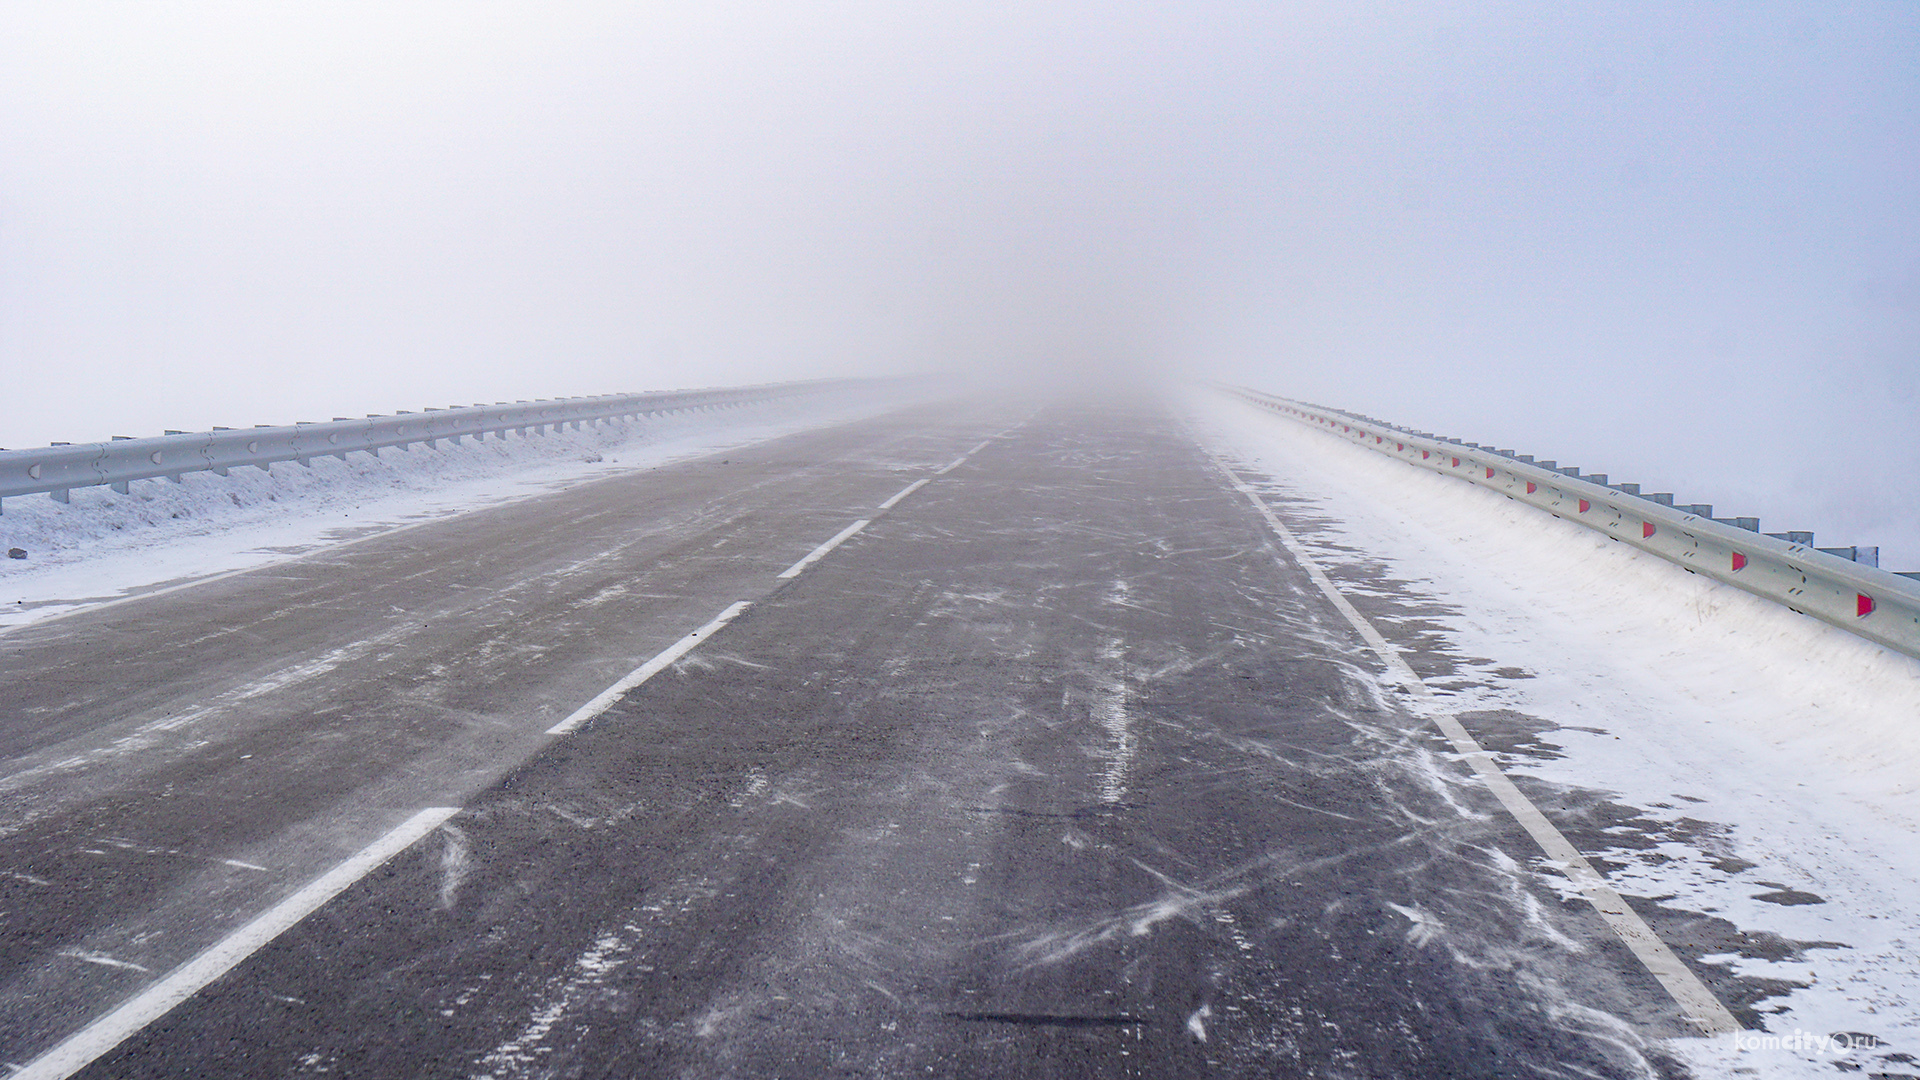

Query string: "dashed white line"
[1209, 455, 1742, 1037]
[878, 478, 929, 510]
[14, 422, 1029, 1075]
[545, 601, 753, 735]
[934, 455, 969, 475]
[555, 434, 988, 740]
[14, 806, 460, 1080]
[776, 519, 870, 580]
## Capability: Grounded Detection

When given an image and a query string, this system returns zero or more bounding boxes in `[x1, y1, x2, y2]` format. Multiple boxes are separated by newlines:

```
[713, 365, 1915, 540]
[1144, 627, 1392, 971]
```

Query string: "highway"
[0, 395, 1822, 1077]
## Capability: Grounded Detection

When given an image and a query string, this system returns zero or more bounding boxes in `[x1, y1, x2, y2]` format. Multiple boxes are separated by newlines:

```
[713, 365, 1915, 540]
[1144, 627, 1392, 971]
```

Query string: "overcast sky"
[3, 2, 1916, 563]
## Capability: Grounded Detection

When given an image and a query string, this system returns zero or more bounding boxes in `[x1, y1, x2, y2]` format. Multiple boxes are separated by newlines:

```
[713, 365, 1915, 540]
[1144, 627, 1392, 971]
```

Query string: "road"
[1, 396, 1749, 1077]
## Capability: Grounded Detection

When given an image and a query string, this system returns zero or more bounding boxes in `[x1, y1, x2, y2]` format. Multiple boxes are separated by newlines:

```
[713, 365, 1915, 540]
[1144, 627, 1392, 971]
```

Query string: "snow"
[1187, 389, 1920, 1078]
[0, 385, 913, 633]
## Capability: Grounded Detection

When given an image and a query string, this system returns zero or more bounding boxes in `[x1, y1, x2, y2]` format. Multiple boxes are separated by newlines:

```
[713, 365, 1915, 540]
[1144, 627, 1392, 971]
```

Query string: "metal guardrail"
[0, 379, 872, 512]
[1226, 385, 1920, 662]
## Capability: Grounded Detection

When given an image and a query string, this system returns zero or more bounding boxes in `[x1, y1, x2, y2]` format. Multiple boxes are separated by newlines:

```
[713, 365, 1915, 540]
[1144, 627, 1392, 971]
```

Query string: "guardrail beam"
[1225, 384, 1920, 662]
[0, 378, 878, 510]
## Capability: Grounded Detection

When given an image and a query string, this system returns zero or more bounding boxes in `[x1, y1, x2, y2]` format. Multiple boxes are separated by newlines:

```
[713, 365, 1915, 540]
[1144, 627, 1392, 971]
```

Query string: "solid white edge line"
[1206, 452, 1742, 1038]
[968, 439, 993, 455]
[878, 478, 929, 510]
[545, 601, 753, 735]
[0, 506, 494, 641]
[934, 455, 968, 475]
[15, 806, 460, 1080]
[775, 519, 870, 580]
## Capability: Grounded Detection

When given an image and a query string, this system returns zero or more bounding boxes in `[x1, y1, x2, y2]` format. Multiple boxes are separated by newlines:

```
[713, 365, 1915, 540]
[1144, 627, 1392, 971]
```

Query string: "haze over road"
[8, 395, 1879, 1078]
[5, 3, 1916, 566]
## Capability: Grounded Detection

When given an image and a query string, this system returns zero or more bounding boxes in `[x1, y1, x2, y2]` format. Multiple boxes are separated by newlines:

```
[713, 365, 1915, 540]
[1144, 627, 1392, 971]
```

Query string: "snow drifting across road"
[0, 385, 914, 633]
[1187, 388, 1920, 1079]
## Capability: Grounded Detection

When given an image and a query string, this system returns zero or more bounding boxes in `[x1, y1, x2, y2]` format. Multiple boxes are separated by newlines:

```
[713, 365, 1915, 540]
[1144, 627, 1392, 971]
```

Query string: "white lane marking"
[16, 807, 459, 1080]
[776, 519, 870, 580]
[545, 601, 752, 735]
[878, 478, 929, 510]
[0, 491, 538, 640]
[886, 424, 1013, 503]
[1210, 457, 1742, 1037]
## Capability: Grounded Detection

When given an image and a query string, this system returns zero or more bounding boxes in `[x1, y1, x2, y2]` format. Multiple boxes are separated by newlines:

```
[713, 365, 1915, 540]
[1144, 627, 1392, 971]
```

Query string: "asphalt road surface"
[1, 397, 1743, 1077]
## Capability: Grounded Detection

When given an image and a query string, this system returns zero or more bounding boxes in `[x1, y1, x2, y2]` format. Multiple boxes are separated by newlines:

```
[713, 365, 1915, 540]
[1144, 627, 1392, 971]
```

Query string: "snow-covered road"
[0, 385, 911, 633]
[1189, 389, 1920, 1077]
[5, 387, 1917, 1079]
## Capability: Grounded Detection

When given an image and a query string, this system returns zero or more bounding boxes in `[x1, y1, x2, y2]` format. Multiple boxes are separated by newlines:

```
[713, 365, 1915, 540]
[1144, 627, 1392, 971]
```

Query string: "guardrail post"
[1818, 546, 1879, 568]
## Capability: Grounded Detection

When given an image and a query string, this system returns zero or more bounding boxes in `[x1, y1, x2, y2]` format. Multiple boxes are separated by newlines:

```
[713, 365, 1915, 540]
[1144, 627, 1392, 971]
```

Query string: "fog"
[3, 3, 1916, 563]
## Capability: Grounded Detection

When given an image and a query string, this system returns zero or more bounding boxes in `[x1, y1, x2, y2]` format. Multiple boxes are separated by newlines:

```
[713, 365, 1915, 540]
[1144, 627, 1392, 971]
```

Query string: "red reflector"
[1732, 552, 1748, 571]
[1396, 443, 1404, 451]
[1343, 425, 1350, 432]
[1451, 456, 1460, 467]
[1859, 593, 1876, 617]
[1422, 450, 1430, 459]
[1578, 499, 1590, 513]
[1485, 467, 1495, 478]
[1526, 482, 1537, 494]
[1643, 522, 1656, 538]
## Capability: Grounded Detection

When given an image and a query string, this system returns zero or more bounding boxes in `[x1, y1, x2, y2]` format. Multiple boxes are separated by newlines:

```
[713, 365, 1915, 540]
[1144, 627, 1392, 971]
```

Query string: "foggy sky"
[3, 3, 1917, 564]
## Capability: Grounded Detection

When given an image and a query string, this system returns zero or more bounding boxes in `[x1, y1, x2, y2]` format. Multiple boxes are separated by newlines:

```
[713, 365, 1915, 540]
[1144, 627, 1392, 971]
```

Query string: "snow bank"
[0, 385, 911, 632]
[1188, 388, 1920, 1078]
